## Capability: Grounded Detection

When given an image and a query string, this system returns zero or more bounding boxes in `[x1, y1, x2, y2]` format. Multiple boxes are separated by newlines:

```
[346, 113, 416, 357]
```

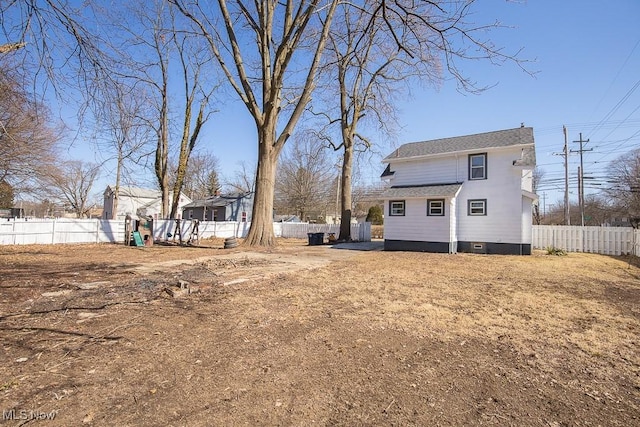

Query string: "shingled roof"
[182, 192, 252, 209]
[380, 183, 462, 199]
[384, 127, 534, 161]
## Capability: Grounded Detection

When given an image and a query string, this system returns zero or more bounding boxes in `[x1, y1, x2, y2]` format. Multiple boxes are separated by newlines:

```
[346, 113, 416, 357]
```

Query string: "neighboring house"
[0, 208, 24, 219]
[380, 126, 537, 255]
[102, 186, 192, 220]
[605, 217, 632, 227]
[182, 192, 254, 222]
[274, 214, 302, 223]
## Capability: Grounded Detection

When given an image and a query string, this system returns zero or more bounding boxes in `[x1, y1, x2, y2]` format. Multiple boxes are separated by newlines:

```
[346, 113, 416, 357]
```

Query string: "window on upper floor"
[468, 199, 487, 216]
[469, 153, 487, 180]
[389, 200, 405, 216]
[427, 199, 445, 216]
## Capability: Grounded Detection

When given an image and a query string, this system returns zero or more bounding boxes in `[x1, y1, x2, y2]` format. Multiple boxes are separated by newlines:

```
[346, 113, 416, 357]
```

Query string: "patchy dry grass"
[0, 243, 639, 426]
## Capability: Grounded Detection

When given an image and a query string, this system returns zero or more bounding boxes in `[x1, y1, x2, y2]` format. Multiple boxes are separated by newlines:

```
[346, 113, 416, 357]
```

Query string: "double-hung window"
[468, 199, 487, 216]
[389, 200, 405, 216]
[427, 199, 445, 216]
[469, 153, 487, 180]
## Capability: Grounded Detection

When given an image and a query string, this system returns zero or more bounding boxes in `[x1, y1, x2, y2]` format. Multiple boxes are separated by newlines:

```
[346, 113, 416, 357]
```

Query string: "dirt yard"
[1, 240, 639, 426]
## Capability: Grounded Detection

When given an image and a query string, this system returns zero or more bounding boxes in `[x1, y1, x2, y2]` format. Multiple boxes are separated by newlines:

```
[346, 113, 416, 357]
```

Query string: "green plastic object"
[132, 231, 145, 247]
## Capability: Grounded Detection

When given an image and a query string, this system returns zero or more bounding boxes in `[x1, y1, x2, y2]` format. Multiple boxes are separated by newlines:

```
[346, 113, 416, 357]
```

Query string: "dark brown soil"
[1, 241, 638, 426]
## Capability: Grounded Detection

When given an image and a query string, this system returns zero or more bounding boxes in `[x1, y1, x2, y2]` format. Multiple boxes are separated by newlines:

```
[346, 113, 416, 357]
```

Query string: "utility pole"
[563, 126, 570, 225]
[571, 132, 592, 227]
[553, 126, 571, 225]
[577, 166, 582, 226]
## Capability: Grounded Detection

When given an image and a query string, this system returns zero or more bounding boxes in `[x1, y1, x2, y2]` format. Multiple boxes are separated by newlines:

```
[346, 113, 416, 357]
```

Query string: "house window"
[469, 153, 487, 180]
[188, 210, 193, 219]
[389, 200, 405, 216]
[241, 211, 247, 222]
[468, 199, 487, 216]
[427, 199, 445, 216]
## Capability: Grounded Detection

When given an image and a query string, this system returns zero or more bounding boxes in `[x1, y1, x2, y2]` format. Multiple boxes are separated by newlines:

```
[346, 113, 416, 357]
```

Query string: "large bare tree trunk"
[245, 122, 280, 246]
[155, 109, 170, 218]
[112, 152, 122, 220]
[171, 0, 339, 246]
[339, 142, 353, 241]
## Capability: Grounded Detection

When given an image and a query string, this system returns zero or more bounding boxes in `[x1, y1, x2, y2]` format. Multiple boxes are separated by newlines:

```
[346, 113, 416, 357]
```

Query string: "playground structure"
[124, 215, 154, 247]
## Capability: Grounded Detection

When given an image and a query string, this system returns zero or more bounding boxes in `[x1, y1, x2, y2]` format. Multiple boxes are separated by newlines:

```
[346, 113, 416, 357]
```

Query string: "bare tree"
[166, 12, 217, 219]
[275, 137, 334, 221]
[179, 152, 221, 199]
[0, 1, 115, 108]
[109, 2, 217, 219]
[226, 161, 256, 194]
[40, 160, 100, 218]
[0, 59, 61, 195]
[0, 180, 14, 208]
[92, 81, 153, 219]
[532, 167, 545, 224]
[604, 149, 640, 217]
[171, 0, 340, 246]
[0, 42, 26, 55]
[313, 0, 532, 240]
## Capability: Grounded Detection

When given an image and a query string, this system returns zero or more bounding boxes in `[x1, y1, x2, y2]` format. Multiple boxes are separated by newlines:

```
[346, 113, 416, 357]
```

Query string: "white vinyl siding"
[386, 156, 458, 186]
[456, 149, 525, 243]
[383, 146, 534, 246]
[385, 199, 451, 243]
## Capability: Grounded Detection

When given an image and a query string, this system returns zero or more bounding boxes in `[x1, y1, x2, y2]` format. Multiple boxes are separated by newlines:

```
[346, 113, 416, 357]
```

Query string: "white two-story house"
[102, 186, 192, 220]
[380, 126, 537, 255]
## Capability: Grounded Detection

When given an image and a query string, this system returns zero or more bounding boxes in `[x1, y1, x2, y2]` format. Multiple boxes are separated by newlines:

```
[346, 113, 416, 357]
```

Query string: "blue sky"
[199, 0, 639, 208]
[61, 1, 639, 209]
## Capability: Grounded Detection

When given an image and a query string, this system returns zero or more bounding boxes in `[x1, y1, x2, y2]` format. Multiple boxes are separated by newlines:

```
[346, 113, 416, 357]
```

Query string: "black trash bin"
[307, 232, 324, 246]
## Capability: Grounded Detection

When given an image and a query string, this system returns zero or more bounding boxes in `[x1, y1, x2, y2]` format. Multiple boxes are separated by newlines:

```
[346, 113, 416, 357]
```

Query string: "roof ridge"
[404, 127, 532, 146]
[384, 127, 535, 162]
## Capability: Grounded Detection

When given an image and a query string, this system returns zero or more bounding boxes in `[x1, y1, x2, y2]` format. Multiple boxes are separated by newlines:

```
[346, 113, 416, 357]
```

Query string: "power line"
[588, 37, 640, 122]
[587, 78, 640, 139]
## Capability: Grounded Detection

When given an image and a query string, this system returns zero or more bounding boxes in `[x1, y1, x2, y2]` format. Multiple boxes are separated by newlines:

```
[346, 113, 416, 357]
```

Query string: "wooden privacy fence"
[0, 218, 371, 245]
[532, 225, 639, 256]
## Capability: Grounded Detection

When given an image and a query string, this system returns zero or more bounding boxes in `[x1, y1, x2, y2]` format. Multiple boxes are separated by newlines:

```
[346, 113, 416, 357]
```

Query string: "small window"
[469, 153, 487, 180]
[241, 211, 247, 222]
[188, 210, 193, 219]
[427, 199, 445, 216]
[389, 200, 405, 216]
[468, 199, 487, 216]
